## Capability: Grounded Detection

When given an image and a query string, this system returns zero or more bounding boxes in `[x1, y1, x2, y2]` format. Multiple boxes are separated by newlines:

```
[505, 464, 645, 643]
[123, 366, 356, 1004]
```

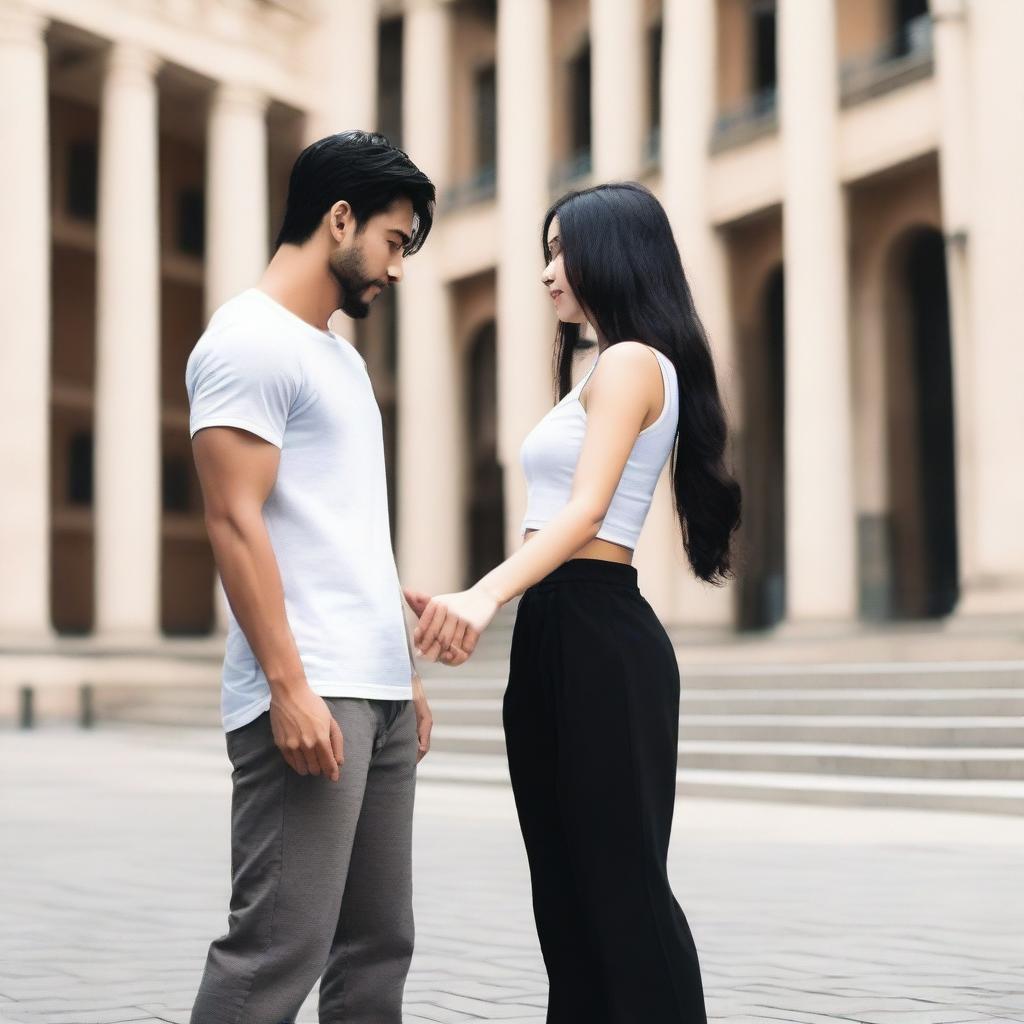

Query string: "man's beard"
[328, 244, 386, 320]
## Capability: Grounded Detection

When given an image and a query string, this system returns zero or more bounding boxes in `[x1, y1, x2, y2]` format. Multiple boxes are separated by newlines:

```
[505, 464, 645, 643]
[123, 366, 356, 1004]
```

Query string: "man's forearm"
[206, 509, 307, 696]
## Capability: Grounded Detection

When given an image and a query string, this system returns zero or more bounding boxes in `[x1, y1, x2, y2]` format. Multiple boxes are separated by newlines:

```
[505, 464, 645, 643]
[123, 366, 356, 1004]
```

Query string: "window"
[751, 0, 777, 100]
[648, 21, 663, 137]
[162, 455, 192, 513]
[378, 19, 404, 146]
[67, 141, 97, 222]
[569, 42, 592, 159]
[894, 0, 930, 58]
[67, 431, 93, 506]
[177, 187, 205, 257]
[474, 63, 497, 175]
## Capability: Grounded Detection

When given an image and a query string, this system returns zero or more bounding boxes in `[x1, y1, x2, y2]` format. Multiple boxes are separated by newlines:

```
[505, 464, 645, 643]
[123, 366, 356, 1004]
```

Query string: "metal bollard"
[80, 683, 95, 729]
[19, 686, 34, 729]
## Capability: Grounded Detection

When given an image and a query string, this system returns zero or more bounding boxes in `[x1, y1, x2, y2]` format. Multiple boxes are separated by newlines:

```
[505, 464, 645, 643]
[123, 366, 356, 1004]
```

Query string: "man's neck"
[258, 245, 338, 333]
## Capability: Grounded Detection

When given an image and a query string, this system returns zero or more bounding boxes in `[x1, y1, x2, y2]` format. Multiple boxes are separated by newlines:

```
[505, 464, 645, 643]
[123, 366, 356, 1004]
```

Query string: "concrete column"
[497, 0, 554, 561]
[206, 82, 269, 630]
[303, 0, 379, 344]
[659, 0, 737, 631]
[94, 43, 162, 638]
[396, 0, 462, 594]
[206, 83, 268, 316]
[591, 0, 644, 180]
[303, 0, 378, 143]
[778, 0, 857, 624]
[954, 0, 1024, 614]
[930, 0, 976, 614]
[0, 6, 51, 640]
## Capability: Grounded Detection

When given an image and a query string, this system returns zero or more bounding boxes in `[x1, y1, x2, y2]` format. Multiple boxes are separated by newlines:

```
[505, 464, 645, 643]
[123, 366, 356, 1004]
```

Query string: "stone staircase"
[17, 605, 1024, 815]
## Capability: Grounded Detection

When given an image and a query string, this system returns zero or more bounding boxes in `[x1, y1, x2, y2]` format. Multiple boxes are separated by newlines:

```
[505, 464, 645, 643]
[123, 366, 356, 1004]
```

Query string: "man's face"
[328, 197, 415, 319]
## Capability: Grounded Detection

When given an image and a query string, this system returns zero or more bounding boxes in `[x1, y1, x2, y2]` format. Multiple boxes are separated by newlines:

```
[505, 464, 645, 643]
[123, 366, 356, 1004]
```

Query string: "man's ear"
[328, 200, 354, 244]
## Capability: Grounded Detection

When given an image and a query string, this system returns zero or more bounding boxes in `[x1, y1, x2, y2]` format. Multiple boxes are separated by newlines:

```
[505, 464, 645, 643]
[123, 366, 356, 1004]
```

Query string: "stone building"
[1, 0, 1021, 652]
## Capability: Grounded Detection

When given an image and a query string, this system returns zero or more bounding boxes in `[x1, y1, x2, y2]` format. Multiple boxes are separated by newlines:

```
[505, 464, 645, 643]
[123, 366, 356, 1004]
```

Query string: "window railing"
[549, 149, 593, 193]
[644, 125, 661, 170]
[840, 14, 934, 106]
[711, 86, 778, 152]
[443, 164, 497, 210]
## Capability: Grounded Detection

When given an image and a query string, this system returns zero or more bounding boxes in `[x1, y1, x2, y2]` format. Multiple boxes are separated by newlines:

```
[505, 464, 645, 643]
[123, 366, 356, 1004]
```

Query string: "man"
[186, 131, 436, 1024]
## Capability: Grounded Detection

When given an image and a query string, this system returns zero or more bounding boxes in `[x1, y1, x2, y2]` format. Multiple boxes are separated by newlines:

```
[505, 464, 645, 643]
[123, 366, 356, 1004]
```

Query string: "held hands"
[402, 585, 500, 666]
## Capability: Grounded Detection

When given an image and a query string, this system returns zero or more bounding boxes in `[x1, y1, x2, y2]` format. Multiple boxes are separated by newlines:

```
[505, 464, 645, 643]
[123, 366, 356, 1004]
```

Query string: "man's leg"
[190, 699, 380, 1024]
[317, 700, 418, 1024]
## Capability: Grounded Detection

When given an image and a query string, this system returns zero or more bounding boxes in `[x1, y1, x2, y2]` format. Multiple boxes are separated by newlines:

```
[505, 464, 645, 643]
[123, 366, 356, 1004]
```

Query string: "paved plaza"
[0, 722, 1022, 1024]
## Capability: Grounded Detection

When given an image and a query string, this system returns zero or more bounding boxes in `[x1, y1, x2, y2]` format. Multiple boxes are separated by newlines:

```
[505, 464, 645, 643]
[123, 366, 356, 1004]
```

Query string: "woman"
[408, 181, 741, 1023]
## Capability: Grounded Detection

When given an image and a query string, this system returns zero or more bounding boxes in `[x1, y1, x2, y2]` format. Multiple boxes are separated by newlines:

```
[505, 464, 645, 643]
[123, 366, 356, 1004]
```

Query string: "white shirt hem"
[222, 680, 414, 733]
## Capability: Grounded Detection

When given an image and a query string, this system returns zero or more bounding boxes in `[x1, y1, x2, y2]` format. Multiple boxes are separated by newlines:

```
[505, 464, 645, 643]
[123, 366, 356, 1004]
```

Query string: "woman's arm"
[413, 342, 664, 662]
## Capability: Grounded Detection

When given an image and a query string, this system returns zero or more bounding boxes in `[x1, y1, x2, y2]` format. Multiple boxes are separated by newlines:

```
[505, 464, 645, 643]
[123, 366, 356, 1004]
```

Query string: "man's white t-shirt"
[186, 288, 413, 732]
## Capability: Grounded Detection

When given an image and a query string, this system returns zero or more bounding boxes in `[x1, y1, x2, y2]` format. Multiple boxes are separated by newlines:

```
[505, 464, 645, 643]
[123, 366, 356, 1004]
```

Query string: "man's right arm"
[192, 425, 343, 781]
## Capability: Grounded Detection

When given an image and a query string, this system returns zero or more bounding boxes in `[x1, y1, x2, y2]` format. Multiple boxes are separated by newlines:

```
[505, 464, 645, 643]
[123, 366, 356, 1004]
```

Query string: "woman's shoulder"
[590, 340, 667, 384]
[581, 340, 668, 413]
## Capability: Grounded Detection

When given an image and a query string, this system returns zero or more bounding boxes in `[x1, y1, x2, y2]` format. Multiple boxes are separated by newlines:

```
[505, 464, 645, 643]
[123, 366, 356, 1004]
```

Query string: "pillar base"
[945, 577, 1024, 633]
[770, 616, 865, 641]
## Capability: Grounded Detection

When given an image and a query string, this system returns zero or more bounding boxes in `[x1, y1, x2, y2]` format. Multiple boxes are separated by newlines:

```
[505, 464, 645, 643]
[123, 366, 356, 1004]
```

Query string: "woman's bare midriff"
[522, 529, 634, 565]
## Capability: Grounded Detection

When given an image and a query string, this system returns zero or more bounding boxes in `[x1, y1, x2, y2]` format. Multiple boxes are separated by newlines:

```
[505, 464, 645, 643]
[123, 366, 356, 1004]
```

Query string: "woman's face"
[542, 216, 587, 325]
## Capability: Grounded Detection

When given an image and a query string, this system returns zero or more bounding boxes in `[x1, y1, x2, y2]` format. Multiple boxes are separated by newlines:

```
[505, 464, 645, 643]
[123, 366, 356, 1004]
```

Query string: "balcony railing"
[443, 165, 497, 211]
[644, 125, 661, 171]
[711, 86, 778, 153]
[549, 149, 593, 194]
[840, 14, 934, 106]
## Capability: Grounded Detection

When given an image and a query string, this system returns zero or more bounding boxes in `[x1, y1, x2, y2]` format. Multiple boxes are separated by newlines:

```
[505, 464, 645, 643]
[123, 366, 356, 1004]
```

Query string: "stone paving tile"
[2, 725, 1024, 1024]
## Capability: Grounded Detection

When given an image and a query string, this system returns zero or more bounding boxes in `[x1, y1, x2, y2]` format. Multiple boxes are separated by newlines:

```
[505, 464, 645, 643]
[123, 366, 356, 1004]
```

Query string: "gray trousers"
[190, 697, 418, 1024]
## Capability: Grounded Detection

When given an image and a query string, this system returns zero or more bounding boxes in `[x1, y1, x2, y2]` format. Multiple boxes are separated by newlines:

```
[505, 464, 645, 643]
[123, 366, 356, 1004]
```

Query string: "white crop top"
[519, 345, 679, 550]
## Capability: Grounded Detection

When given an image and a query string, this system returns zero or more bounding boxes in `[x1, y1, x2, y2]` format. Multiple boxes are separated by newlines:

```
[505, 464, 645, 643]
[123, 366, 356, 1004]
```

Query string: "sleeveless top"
[519, 345, 679, 550]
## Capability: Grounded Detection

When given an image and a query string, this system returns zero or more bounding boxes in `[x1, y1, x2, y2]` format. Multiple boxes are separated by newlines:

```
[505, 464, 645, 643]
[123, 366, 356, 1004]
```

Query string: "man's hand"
[411, 673, 432, 762]
[412, 585, 500, 665]
[269, 684, 344, 782]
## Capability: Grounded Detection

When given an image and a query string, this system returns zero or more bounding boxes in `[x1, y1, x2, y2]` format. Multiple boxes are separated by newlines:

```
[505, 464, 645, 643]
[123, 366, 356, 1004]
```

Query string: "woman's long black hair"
[543, 182, 741, 584]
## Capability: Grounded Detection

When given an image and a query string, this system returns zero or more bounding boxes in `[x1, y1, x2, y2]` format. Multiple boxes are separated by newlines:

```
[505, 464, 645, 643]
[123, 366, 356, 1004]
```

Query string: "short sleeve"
[185, 328, 302, 449]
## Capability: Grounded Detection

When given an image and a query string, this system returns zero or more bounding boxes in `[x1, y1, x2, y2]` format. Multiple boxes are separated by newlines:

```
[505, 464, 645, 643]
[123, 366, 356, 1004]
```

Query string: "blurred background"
[1, 0, 1023, 813]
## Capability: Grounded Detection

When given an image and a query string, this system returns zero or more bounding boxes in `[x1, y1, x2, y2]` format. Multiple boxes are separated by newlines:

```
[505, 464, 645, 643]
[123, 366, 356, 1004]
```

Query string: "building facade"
[1, 0, 1022, 648]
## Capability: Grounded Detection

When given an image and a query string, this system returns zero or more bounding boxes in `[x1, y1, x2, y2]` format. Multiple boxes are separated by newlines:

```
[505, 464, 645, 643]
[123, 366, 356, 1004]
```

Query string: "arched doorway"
[464, 321, 505, 586]
[738, 265, 786, 630]
[884, 227, 958, 618]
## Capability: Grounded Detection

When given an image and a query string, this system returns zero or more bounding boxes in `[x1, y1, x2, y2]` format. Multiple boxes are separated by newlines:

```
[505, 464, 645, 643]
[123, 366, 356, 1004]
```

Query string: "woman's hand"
[412, 585, 500, 665]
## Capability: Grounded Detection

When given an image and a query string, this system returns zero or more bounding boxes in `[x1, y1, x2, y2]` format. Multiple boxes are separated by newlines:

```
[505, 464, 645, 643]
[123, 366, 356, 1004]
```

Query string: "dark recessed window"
[378, 19, 404, 147]
[162, 456, 191, 513]
[648, 21, 663, 135]
[474, 63, 497, 175]
[569, 42, 592, 158]
[67, 431, 93, 506]
[751, 1, 777, 96]
[67, 141, 98, 222]
[894, 0, 930, 57]
[177, 187, 205, 257]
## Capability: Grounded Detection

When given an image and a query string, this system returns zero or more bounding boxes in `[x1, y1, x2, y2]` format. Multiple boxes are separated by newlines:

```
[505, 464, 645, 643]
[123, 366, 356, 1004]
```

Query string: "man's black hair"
[274, 130, 435, 254]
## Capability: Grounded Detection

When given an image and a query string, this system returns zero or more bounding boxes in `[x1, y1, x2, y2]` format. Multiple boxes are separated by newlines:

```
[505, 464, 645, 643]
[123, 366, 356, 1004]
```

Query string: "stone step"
[415, 752, 1024, 816]
[76, 699, 1024, 750]
[424, 689, 1024, 716]
[428, 725, 1024, 780]
[419, 660, 1024, 691]
[427, 704, 1024, 747]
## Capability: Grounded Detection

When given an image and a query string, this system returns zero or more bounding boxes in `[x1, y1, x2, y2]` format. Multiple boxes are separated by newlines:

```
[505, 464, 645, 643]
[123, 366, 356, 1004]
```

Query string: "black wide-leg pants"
[503, 558, 707, 1024]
